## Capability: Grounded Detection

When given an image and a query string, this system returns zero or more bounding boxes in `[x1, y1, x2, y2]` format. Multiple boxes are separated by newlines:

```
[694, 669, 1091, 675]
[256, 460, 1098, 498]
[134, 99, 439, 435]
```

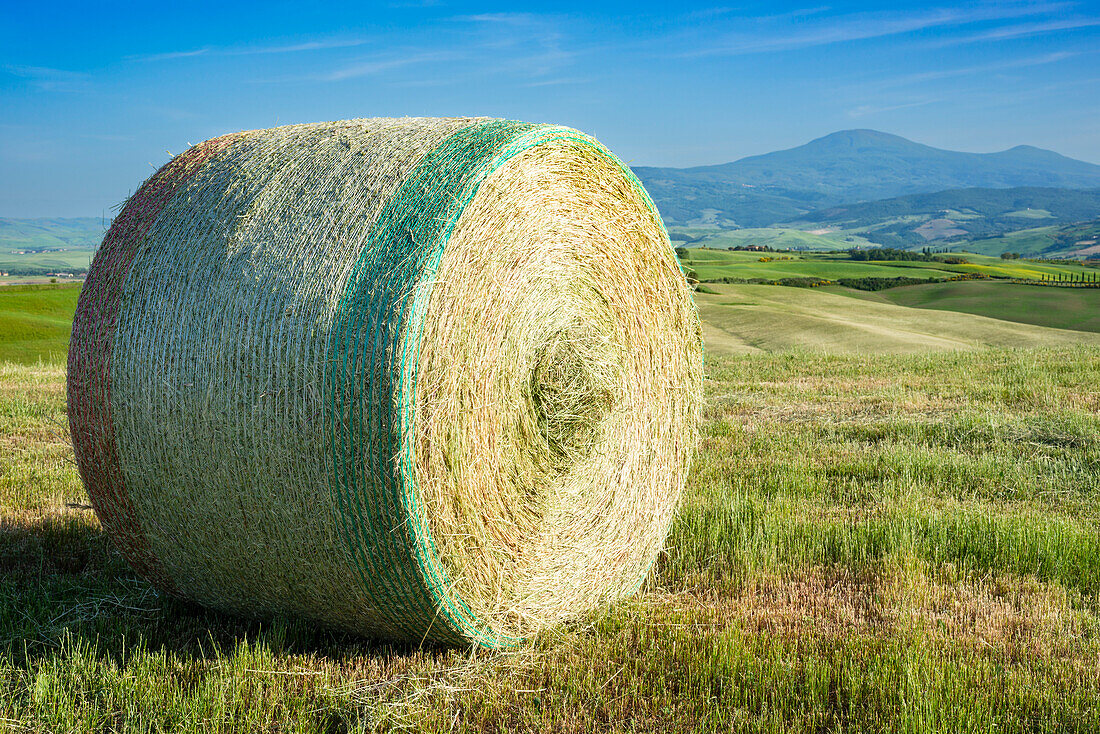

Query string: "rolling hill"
[677, 248, 1098, 283]
[0, 217, 104, 250]
[786, 187, 1100, 250]
[696, 283, 1100, 355]
[829, 279, 1100, 334]
[0, 217, 103, 276]
[633, 130, 1100, 227]
[964, 219, 1100, 258]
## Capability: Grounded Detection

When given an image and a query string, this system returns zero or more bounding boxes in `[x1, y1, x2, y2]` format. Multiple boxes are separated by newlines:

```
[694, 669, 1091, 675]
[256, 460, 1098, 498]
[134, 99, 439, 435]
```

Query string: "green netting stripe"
[327, 119, 662, 648]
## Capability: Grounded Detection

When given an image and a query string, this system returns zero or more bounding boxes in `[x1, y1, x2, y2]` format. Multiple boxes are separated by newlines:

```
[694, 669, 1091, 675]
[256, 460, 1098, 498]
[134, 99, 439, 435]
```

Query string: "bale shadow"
[1, 511, 446, 670]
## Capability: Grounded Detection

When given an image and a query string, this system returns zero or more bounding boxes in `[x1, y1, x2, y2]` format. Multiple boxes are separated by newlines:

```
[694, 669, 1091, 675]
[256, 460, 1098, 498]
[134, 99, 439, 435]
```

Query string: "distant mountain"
[788, 186, 1100, 249]
[633, 130, 1100, 227]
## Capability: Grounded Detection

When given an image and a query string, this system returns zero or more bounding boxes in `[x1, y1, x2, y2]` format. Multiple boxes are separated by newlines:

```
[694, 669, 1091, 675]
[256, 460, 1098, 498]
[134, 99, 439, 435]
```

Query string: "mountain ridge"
[632, 129, 1100, 227]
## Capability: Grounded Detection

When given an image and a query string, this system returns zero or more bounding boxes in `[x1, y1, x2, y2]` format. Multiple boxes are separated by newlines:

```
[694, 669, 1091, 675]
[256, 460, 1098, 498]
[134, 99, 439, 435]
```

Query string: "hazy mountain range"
[632, 129, 1100, 227]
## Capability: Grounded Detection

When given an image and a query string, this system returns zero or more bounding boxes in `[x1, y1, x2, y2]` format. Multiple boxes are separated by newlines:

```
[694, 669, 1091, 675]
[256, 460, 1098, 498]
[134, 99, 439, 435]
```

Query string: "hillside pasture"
[694, 284, 1100, 355]
[910, 253, 1097, 280]
[0, 249, 94, 278]
[682, 250, 952, 282]
[668, 227, 872, 252]
[0, 218, 102, 277]
[965, 220, 1100, 258]
[831, 279, 1100, 333]
[679, 248, 1098, 284]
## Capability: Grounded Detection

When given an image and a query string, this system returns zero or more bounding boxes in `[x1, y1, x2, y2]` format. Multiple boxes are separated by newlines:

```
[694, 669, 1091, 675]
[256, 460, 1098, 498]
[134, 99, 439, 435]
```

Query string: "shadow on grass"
[0, 512, 441, 669]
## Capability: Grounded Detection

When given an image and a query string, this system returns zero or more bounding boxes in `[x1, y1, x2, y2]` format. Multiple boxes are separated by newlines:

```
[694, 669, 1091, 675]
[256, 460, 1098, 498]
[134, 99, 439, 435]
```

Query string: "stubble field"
[3, 341, 1099, 731]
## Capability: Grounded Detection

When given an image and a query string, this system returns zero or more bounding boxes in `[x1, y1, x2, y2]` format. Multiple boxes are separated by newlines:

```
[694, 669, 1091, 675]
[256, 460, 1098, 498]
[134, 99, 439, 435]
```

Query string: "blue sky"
[2, 1, 1098, 217]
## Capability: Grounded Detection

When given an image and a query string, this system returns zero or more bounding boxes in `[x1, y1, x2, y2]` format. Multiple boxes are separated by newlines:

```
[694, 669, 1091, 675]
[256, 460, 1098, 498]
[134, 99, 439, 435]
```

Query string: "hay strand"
[67, 117, 703, 647]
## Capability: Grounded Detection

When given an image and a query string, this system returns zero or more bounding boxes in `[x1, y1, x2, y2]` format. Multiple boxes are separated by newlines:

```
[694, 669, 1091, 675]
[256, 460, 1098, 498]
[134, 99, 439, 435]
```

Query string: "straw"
[67, 117, 703, 647]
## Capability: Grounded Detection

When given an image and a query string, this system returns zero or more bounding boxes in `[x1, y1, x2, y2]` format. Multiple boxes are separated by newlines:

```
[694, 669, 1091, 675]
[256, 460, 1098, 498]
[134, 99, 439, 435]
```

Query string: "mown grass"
[2, 346, 1099, 731]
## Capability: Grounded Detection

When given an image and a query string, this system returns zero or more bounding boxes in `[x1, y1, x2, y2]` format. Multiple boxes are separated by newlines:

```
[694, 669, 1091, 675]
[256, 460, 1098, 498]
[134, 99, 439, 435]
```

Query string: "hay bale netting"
[67, 117, 703, 647]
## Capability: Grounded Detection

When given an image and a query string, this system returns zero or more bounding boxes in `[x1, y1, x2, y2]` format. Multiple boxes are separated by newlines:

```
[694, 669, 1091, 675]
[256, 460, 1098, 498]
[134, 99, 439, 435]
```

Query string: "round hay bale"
[67, 117, 702, 647]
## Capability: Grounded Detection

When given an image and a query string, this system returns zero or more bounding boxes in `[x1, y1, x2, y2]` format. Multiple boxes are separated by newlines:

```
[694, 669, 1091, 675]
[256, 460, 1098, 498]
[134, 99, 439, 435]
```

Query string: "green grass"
[695, 283, 1100, 355]
[683, 250, 953, 282]
[0, 249, 94, 274]
[0, 217, 101, 276]
[678, 248, 1098, 284]
[833, 279, 1100, 333]
[886, 253, 1098, 280]
[3, 284, 1100, 730]
[668, 227, 873, 252]
[0, 284, 81, 364]
[1003, 208, 1053, 219]
[3, 347, 1100, 731]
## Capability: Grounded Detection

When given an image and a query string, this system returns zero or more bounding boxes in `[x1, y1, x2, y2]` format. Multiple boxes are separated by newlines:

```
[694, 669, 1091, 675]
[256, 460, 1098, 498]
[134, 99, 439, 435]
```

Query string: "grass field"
[881, 253, 1098, 281]
[832, 279, 1100, 334]
[2, 285, 1100, 731]
[695, 284, 1100, 355]
[0, 249, 94, 275]
[4, 348, 1100, 731]
[685, 251, 951, 282]
[0, 284, 81, 364]
[680, 248, 1098, 283]
[668, 227, 873, 252]
[966, 227, 1060, 256]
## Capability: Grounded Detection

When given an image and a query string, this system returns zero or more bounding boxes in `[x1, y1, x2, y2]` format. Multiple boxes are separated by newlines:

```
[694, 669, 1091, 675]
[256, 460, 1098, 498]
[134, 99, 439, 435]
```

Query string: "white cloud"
[129, 37, 369, 62]
[847, 99, 940, 118]
[937, 17, 1100, 45]
[317, 51, 457, 81]
[2, 64, 88, 91]
[868, 51, 1080, 90]
[683, 2, 1069, 56]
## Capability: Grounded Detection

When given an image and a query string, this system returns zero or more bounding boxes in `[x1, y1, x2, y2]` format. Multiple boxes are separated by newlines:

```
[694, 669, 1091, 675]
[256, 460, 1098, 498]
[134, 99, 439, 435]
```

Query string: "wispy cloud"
[936, 17, 1100, 45]
[756, 6, 835, 22]
[319, 51, 454, 81]
[129, 37, 369, 62]
[868, 51, 1080, 90]
[523, 76, 591, 87]
[135, 48, 210, 62]
[683, 3, 1067, 56]
[239, 39, 370, 55]
[3, 64, 88, 91]
[847, 99, 940, 118]
[454, 12, 541, 24]
[454, 12, 579, 77]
